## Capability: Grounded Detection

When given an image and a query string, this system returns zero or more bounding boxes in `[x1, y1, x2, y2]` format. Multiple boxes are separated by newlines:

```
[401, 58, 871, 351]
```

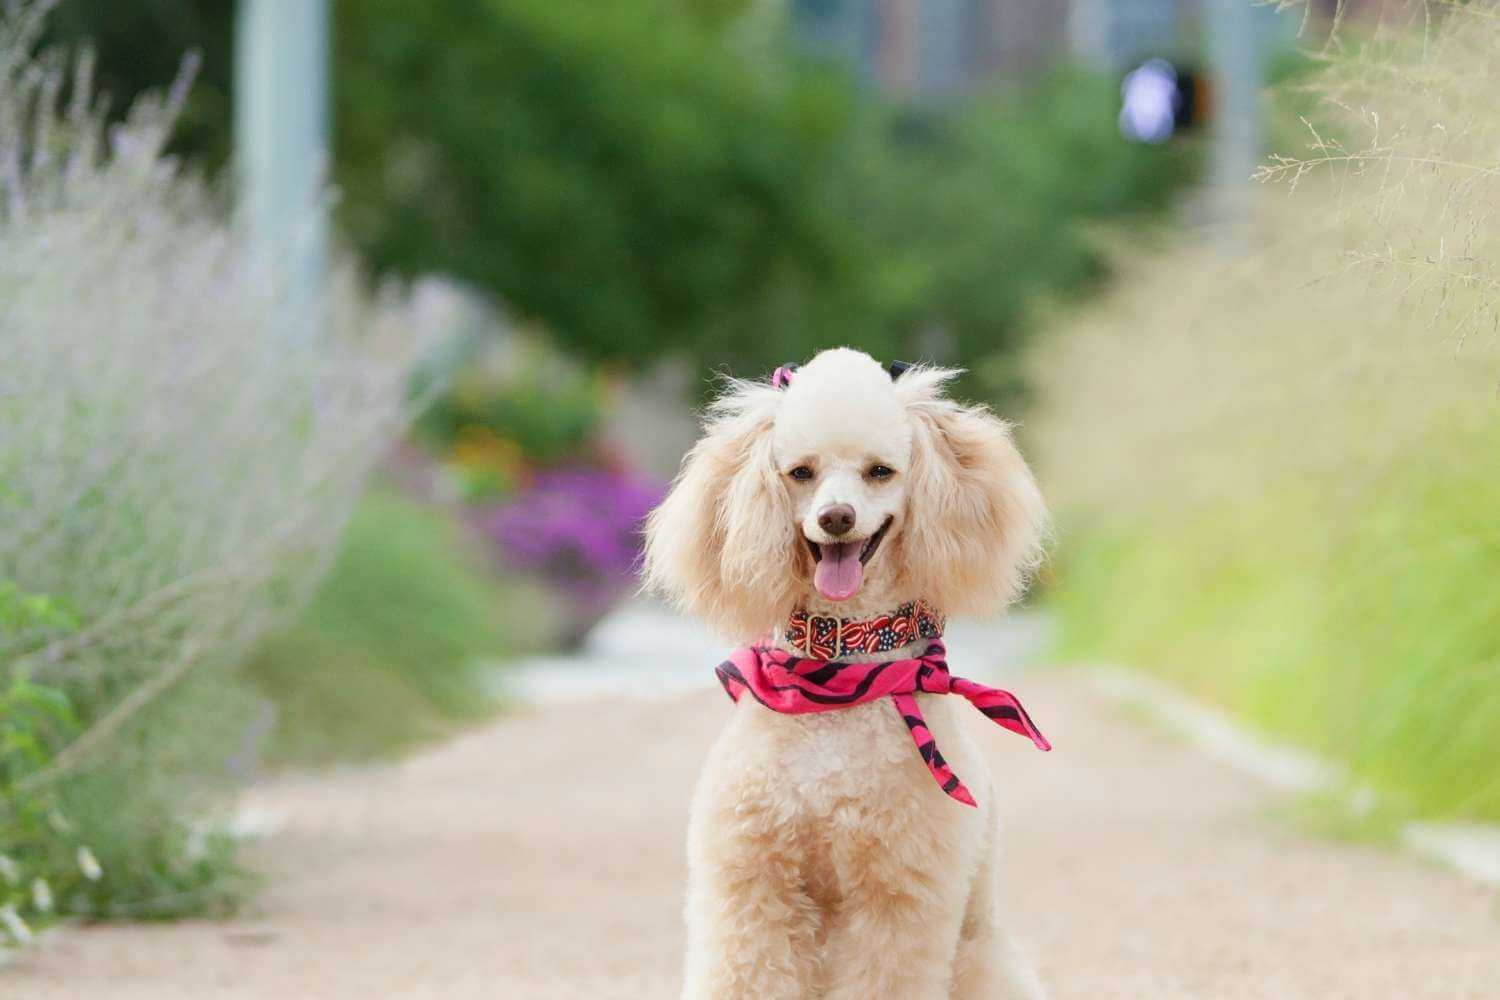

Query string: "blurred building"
[790, 0, 1307, 97]
[1069, 0, 1192, 71]
[790, 0, 1069, 96]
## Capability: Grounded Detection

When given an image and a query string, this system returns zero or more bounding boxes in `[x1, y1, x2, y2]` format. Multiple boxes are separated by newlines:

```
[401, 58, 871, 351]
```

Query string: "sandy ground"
[8, 668, 1500, 999]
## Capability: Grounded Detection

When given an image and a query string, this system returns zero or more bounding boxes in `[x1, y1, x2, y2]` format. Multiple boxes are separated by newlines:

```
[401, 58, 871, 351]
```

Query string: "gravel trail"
[9, 665, 1499, 999]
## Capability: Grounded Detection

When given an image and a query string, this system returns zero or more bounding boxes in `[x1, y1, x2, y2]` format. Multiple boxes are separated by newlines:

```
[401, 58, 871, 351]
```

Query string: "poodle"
[644, 347, 1050, 1000]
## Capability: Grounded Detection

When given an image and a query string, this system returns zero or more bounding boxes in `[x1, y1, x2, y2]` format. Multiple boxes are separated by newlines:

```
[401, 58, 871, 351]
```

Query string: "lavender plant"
[0, 0, 416, 926]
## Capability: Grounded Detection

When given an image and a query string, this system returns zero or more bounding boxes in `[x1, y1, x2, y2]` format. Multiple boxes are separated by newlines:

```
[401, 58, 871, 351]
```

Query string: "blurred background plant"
[42, 0, 1193, 397]
[414, 335, 607, 498]
[0, 584, 93, 946]
[243, 489, 551, 764]
[474, 468, 665, 647]
[0, 1, 417, 930]
[1030, 0, 1500, 827]
[402, 319, 666, 645]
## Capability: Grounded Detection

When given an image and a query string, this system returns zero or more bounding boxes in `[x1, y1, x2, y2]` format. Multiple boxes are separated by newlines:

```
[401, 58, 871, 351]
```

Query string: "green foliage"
[1042, 320, 1500, 826]
[1051, 470, 1500, 822]
[843, 70, 1191, 399]
[43, 2, 1191, 389]
[0, 584, 76, 637]
[0, 586, 90, 946]
[1033, 2, 1500, 825]
[40, 0, 235, 167]
[334, 9, 1190, 379]
[2, 579, 250, 937]
[50, 669, 258, 921]
[334, 0, 859, 367]
[416, 338, 606, 479]
[244, 489, 549, 764]
[459, 375, 599, 466]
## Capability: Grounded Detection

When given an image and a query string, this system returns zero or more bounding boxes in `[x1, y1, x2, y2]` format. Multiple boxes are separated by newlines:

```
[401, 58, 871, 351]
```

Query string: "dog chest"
[733, 693, 980, 818]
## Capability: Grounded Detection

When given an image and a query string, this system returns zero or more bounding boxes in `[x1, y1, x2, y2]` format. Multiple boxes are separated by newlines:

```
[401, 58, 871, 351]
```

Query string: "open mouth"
[806, 515, 893, 602]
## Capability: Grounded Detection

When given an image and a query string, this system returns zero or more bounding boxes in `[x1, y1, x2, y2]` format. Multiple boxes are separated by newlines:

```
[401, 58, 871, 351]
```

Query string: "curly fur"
[644, 348, 1049, 1000]
[892, 366, 1049, 619]
[643, 378, 810, 639]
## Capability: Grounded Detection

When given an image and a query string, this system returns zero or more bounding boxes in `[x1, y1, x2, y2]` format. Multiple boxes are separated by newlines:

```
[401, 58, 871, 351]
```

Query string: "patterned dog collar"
[782, 600, 945, 660]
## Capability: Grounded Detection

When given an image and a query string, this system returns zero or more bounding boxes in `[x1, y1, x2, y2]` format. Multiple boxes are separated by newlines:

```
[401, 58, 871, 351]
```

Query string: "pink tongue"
[814, 541, 864, 601]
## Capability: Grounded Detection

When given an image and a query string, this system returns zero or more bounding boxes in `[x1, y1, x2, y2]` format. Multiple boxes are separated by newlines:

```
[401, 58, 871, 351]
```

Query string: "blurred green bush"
[46, 1, 1191, 390]
[245, 490, 549, 764]
[415, 336, 606, 496]
[0, 585, 95, 944]
[838, 70, 1189, 400]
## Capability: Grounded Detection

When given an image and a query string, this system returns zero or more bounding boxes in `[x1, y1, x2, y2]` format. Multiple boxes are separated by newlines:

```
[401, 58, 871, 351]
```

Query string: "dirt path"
[9, 668, 1499, 999]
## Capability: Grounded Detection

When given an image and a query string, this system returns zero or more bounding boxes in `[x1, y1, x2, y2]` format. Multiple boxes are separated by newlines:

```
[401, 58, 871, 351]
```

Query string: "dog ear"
[893, 367, 1049, 618]
[643, 379, 803, 639]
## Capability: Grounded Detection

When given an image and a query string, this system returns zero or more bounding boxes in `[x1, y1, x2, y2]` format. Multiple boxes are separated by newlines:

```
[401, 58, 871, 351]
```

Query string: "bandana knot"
[715, 638, 1050, 807]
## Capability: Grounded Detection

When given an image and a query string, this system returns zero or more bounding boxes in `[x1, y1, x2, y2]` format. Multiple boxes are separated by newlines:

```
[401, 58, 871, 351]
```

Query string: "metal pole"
[234, 0, 330, 345]
[1207, 0, 1263, 240]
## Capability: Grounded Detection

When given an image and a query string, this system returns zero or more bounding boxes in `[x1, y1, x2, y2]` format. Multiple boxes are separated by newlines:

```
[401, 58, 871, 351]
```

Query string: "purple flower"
[474, 467, 663, 606]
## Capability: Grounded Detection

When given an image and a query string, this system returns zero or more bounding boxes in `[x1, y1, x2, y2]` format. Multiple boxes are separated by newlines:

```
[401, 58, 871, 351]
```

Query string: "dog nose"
[818, 503, 856, 536]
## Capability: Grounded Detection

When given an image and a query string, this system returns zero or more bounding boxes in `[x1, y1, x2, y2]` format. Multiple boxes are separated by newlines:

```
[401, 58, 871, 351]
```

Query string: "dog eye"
[867, 464, 895, 480]
[788, 466, 815, 481]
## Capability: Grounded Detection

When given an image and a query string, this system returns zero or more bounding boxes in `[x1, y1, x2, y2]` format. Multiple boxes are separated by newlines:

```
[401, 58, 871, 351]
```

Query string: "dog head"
[643, 348, 1048, 639]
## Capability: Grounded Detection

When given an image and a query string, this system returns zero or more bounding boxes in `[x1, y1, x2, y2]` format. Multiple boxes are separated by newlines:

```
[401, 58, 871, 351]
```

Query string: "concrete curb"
[1093, 668, 1500, 891]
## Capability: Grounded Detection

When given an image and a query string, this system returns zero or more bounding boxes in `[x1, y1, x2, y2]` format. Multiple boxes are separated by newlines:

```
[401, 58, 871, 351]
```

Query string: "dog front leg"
[681, 807, 820, 1000]
[951, 848, 1046, 1000]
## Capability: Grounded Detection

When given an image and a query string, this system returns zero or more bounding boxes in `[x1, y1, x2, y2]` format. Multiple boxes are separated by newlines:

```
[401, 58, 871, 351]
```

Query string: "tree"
[41, 2, 1191, 384]
[334, 0, 868, 366]
[42, 1, 235, 167]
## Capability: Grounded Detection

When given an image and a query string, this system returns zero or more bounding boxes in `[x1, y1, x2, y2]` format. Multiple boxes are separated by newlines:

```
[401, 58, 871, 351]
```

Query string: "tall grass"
[245, 488, 551, 765]
[0, 0, 416, 930]
[1031, 2, 1500, 823]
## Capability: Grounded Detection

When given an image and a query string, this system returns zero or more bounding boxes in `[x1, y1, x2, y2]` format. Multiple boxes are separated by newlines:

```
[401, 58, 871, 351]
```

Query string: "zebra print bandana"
[715, 639, 1050, 807]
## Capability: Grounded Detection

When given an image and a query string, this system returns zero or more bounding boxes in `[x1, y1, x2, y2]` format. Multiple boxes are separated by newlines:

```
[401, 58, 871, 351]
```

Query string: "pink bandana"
[716, 639, 1050, 807]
